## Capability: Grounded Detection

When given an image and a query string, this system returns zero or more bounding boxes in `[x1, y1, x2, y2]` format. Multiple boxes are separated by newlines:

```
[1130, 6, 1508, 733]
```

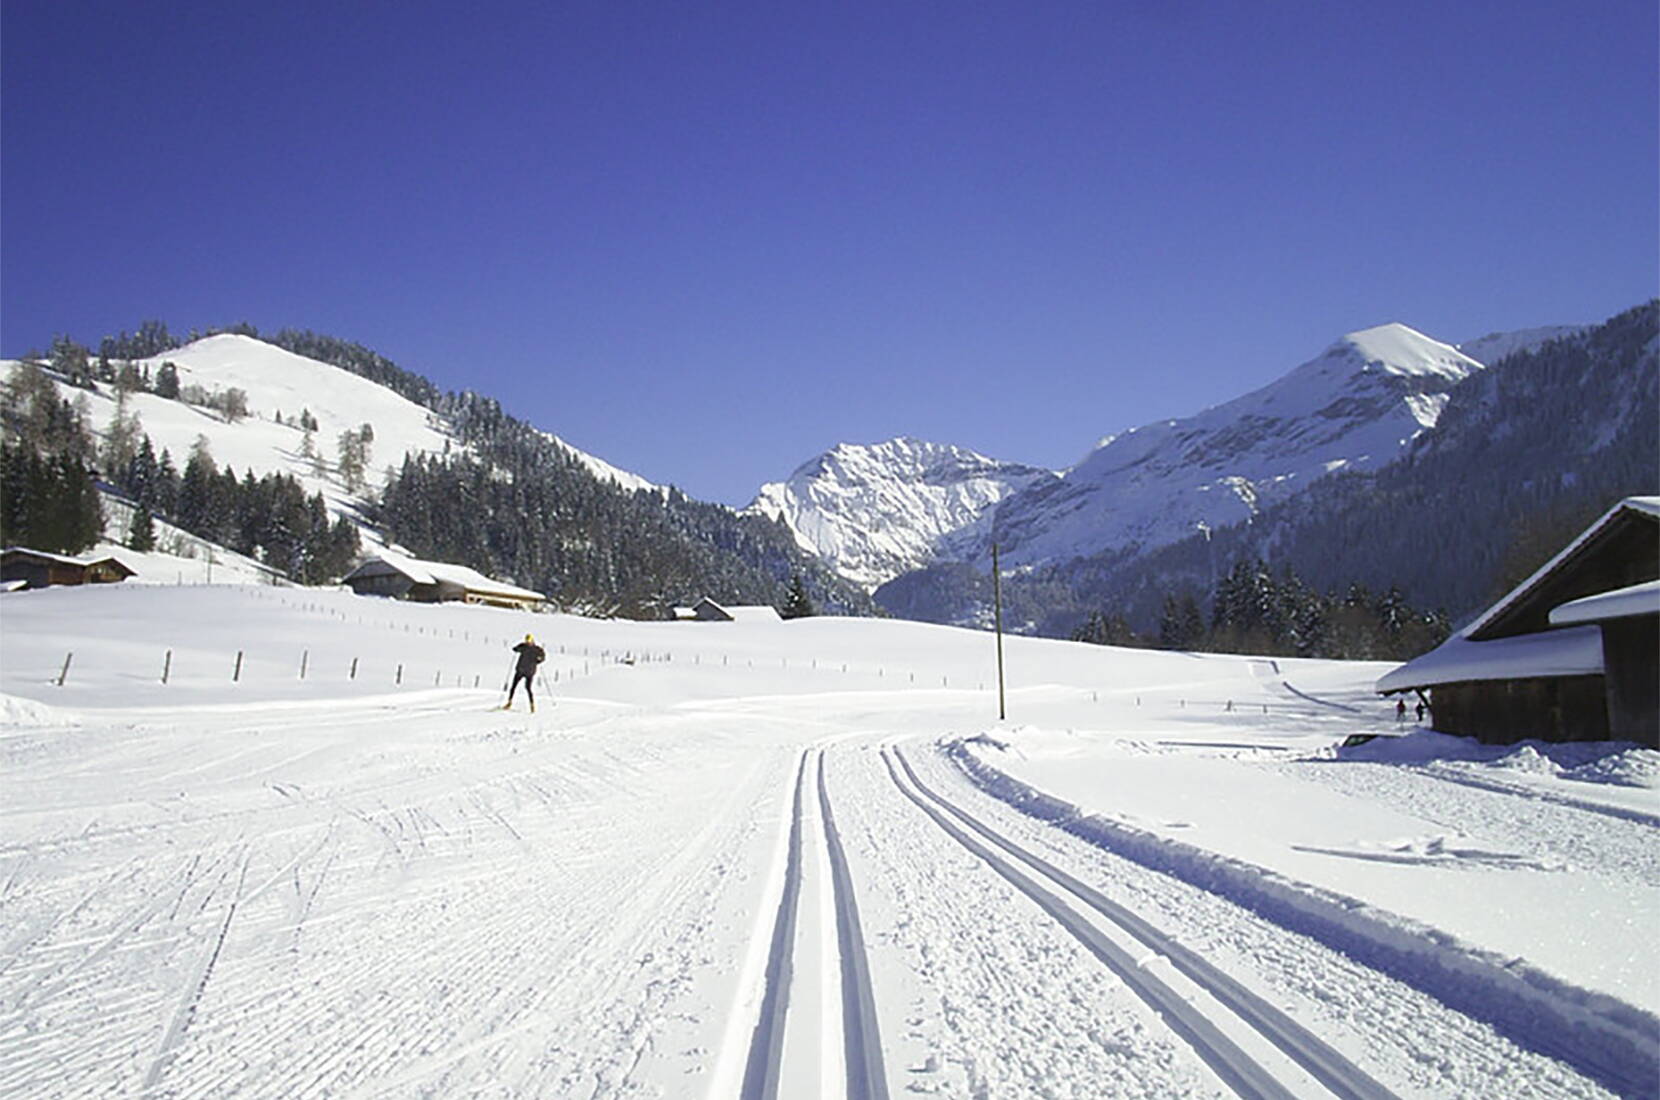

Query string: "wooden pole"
[233, 650, 243, 682]
[992, 542, 1006, 721]
[162, 649, 172, 685]
[56, 652, 73, 687]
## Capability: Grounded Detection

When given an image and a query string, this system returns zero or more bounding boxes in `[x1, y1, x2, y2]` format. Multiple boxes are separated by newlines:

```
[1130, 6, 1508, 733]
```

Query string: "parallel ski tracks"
[740, 746, 890, 1100]
[883, 745, 1398, 1100]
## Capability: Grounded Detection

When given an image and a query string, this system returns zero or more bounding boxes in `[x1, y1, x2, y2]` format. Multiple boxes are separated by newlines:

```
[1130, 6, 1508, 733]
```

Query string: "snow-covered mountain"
[986, 323, 1486, 568]
[48, 334, 657, 527]
[1456, 325, 1584, 367]
[746, 437, 1057, 590]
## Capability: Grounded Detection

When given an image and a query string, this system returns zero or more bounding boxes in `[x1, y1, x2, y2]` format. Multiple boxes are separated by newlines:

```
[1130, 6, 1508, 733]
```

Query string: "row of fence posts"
[47, 646, 1274, 717]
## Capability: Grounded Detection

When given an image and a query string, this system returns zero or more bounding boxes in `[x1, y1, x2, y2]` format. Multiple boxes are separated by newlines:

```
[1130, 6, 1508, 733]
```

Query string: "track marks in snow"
[887, 746, 1389, 1100]
[827, 741, 1221, 1098]
[919, 743, 1631, 1099]
[733, 744, 890, 1100]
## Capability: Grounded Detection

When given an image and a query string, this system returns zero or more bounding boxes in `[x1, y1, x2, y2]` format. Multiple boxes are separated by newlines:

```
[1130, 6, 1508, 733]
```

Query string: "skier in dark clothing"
[505, 633, 546, 712]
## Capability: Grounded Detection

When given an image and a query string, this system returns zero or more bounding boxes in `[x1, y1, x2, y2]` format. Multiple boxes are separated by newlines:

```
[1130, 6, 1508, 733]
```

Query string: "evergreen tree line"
[1, 356, 357, 579]
[377, 449, 864, 619]
[21, 321, 868, 614]
[1071, 558, 1448, 660]
[110, 436, 359, 583]
[0, 361, 103, 553]
[0, 442, 104, 555]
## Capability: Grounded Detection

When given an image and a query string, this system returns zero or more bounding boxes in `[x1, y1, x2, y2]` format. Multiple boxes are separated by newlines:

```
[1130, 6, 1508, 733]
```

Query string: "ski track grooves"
[819, 751, 891, 1100]
[885, 746, 1399, 1100]
[734, 742, 892, 1100]
[739, 750, 808, 1100]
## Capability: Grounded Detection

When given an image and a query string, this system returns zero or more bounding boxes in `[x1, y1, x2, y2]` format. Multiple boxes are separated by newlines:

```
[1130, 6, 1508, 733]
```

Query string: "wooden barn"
[343, 551, 545, 611]
[1377, 497, 1659, 747]
[1, 547, 136, 590]
[680, 597, 783, 623]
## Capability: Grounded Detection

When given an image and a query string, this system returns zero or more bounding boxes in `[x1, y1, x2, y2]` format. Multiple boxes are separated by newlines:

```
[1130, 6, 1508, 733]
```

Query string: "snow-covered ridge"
[745, 436, 1057, 590]
[9, 333, 657, 525]
[982, 323, 1486, 568]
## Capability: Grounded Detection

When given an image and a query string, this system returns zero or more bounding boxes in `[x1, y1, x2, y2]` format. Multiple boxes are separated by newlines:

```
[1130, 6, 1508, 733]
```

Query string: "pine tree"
[781, 572, 816, 618]
[128, 506, 157, 552]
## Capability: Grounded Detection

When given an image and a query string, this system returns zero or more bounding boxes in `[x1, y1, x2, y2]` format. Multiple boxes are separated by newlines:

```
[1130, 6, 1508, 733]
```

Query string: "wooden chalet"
[343, 551, 545, 611]
[1377, 497, 1659, 746]
[685, 598, 782, 623]
[1, 547, 136, 590]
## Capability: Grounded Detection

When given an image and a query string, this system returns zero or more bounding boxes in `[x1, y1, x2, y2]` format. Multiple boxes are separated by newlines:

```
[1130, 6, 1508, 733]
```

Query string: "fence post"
[300, 650, 309, 680]
[396, 663, 403, 685]
[434, 670, 441, 686]
[233, 651, 244, 682]
[56, 652, 73, 687]
[162, 649, 172, 684]
[350, 657, 359, 680]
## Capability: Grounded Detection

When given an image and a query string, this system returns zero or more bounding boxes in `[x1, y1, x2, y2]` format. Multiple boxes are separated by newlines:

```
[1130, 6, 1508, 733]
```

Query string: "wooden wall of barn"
[1429, 676, 1610, 744]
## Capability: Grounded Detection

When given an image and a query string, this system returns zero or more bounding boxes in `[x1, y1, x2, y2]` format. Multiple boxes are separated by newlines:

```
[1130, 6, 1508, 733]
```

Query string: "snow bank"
[945, 736, 1660, 1098]
[0, 692, 80, 729]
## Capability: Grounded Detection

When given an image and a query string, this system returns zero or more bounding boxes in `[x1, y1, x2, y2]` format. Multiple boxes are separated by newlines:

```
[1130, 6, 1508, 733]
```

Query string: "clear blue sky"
[4, 0, 1655, 504]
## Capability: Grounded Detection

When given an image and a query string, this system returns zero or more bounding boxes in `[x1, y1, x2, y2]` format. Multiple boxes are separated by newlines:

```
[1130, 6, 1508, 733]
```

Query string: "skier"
[1395, 699, 1407, 723]
[504, 633, 546, 712]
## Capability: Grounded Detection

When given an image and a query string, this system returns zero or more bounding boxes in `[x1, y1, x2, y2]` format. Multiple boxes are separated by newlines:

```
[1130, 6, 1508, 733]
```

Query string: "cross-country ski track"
[2, 584, 1655, 1097]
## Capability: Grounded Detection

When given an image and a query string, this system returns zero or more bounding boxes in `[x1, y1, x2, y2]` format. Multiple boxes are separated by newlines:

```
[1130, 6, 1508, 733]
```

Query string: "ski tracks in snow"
[729, 744, 889, 1100]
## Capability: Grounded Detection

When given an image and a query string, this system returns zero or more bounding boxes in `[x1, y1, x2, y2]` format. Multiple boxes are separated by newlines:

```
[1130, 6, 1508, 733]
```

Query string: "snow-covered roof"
[1549, 580, 1660, 627]
[3, 546, 91, 567]
[1376, 625, 1604, 693]
[2, 546, 135, 573]
[1377, 496, 1660, 694]
[350, 549, 545, 602]
[725, 605, 783, 624]
[1464, 496, 1660, 639]
[689, 598, 781, 623]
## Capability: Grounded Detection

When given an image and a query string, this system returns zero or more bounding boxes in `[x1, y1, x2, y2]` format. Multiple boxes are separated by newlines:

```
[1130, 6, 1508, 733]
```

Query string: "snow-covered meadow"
[1, 580, 1655, 1098]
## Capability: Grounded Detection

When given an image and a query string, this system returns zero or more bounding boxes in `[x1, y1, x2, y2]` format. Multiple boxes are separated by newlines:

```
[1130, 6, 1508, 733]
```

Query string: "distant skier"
[1415, 700, 1427, 724]
[1395, 699, 1407, 723]
[504, 633, 546, 712]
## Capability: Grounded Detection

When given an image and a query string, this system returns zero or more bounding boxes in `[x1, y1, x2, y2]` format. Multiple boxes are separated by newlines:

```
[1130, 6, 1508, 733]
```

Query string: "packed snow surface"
[1, 584, 1654, 1098]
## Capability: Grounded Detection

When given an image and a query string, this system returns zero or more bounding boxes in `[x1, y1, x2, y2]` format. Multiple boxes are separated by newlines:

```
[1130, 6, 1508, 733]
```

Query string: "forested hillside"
[3, 323, 871, 618]
[1041, 301, 1659, 636]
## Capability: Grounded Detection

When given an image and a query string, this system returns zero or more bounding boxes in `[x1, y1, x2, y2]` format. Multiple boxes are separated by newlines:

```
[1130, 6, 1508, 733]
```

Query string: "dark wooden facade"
[1600, 614, 1659, 748]
[1428, 676, 1610, 745]
[1, 548, 135, 590]
[1383, 499, 1658, 748]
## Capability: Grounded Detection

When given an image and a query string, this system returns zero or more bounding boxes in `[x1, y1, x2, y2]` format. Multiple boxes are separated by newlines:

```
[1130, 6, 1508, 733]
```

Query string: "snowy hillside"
[1, 583, 1654, 1097]
[18, 334, 656, 528]
[746, 437, 1056, 589]
[987, 323, 1486, 568]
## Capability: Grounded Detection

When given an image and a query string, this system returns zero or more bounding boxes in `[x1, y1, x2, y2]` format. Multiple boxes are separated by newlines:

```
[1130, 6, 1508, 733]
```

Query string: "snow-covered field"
[1, 583, 1655, 1098]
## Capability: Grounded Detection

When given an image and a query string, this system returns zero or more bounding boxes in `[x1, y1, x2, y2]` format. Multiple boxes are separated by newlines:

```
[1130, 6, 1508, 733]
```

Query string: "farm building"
[343, 551, 545, 611]
[680, 598, 782, 623]
[1377, 497, 1659, 747]
[1, 547, 136, 590]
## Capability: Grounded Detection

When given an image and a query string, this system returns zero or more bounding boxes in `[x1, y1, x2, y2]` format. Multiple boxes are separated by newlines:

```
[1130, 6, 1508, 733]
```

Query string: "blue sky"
[3, 1, 1655, 504]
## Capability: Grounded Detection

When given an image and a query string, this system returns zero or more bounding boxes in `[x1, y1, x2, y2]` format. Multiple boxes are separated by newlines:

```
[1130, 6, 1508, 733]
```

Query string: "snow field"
[2, 583, 1655, 1097]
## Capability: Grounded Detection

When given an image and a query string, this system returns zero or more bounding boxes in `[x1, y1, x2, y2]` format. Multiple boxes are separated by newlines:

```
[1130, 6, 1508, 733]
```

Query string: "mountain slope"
[7, 331, 866, 616]
[746, 437, 1056, 589]
[988, 323, 1485, 568]
[1037, 301, 1659, 632]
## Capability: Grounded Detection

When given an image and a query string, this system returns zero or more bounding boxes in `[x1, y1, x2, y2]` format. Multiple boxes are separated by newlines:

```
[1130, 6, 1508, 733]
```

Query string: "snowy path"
[2, 586, 1653, 1097]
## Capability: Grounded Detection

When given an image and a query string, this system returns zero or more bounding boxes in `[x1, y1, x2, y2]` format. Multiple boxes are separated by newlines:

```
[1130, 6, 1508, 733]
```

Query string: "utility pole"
[992, 543, 1006, 722]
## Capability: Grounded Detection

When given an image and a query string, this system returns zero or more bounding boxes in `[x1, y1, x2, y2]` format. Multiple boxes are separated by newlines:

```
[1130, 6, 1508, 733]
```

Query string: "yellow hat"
[525, 633, 535, 644]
